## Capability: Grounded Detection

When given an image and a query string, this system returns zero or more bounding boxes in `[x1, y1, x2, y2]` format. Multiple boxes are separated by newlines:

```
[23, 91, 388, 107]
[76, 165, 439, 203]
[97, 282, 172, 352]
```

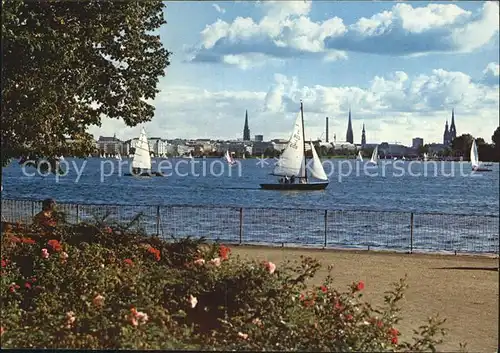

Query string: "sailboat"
[125, 127, 164, 177]
[260, 102, 329, 191]
[357, 151, 363, 162]
[115, 153, 122, 161]
[423, 153, 428, 162]
[470, 139, 492, 172]
[224, 150, 236, 166]
[368, 146, 379, 166]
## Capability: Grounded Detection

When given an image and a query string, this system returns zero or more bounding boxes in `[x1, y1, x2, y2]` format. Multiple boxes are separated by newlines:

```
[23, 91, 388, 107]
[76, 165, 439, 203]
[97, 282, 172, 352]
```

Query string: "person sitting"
[33, 198, 58, 229]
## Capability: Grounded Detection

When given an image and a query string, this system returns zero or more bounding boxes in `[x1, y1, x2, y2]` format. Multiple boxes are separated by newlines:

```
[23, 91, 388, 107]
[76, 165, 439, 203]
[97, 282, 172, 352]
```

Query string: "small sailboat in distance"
[368, 146, 379, 166]
[224, 150, 237, 166]
[357, 151, 363, 162]
[423, 152, 428, 162]
[260, 101, 329, 191]
[124, 127, 164, 177]
[470, 139, 492, 172]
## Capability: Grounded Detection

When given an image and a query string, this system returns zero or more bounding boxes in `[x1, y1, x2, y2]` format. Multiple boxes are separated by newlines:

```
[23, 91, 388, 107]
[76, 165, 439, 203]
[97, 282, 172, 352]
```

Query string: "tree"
[492, 127, 500, 146]
[2, 0, 170, 169]
[418, 144, 429, 155]
[451, 134, 474, 157]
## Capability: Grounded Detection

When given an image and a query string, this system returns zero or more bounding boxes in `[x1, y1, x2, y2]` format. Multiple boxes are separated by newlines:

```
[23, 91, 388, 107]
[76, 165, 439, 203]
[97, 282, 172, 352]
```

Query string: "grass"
[232, 245, 499, 352]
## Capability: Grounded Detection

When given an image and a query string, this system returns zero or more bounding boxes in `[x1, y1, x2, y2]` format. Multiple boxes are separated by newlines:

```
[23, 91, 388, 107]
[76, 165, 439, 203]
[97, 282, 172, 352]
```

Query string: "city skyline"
[95, 108, 487, 148]
[88, 1, 499, 144]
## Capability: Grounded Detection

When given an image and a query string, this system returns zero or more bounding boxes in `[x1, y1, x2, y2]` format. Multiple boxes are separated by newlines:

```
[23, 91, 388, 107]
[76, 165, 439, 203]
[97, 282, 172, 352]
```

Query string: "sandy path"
[232, 246, 499, 352]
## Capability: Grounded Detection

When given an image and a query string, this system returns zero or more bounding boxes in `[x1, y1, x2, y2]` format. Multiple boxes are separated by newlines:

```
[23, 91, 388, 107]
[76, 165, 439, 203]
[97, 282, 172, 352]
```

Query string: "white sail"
[116, 153, 122, 160]
[423, 153, 428, 161]
[309, 142, 328, 181]
[470, 139, 479, 169]
[357, 151, 363, 162]
[132, 127, 152, 170]
[370, 146, 378, 165]
[225, 150, 235, 164]
[273, 111, 305, 177]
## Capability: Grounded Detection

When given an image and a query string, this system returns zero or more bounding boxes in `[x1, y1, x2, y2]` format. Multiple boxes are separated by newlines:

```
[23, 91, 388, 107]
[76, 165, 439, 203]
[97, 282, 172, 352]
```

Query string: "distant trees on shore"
[450, 127, 500, 162]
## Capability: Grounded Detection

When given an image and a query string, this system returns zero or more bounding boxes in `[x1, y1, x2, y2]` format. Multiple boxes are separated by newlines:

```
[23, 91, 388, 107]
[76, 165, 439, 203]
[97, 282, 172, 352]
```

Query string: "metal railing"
[1, 198, 498, 255]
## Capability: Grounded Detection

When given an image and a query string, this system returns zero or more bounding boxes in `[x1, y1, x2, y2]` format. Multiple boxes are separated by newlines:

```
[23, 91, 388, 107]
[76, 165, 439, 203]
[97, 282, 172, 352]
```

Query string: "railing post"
[156, 205, 160, 237]
[324, 210, 327, 248]
[76, 204, 80, 224]
[410, 212, 414, 254]
[239, 207, 243, 244]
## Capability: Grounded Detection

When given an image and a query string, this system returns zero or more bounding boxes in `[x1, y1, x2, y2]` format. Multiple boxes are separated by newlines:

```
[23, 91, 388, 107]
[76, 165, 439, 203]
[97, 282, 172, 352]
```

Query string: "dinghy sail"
[369, 146, 378, 165]
[125, 127, 164, 177]
[470, 139, 492, 172]
[225, 150, 236, 166]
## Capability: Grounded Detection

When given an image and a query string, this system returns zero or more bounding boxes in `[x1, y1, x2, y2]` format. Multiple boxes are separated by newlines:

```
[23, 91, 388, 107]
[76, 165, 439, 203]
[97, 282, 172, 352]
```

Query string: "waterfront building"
[412, 137, 424, 149]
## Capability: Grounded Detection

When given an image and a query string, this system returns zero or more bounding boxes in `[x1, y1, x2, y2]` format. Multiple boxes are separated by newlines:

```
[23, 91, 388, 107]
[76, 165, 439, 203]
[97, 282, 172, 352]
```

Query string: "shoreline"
[230, 242, 500, 259]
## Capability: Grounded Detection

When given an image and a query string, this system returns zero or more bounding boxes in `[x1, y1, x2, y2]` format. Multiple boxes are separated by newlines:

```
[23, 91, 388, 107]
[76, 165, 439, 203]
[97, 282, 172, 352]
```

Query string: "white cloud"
[89, 64, 499, 145]
[187, 1, 498, 67]
[212, 4, 225, 14]
[187, 0, 347, 68]
[480, 62, 499, 86]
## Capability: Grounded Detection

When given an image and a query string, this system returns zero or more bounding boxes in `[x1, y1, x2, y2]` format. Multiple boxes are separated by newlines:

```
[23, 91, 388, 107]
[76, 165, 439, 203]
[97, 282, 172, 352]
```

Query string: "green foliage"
[451, 131, 500, 162]
[1, 0, 170, 168]
[0, 221, 456, 350]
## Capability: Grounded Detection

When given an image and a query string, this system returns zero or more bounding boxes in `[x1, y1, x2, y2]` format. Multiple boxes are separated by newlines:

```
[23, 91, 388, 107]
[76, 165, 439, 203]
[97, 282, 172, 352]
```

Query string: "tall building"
[254, 134, 263, 142]
[346, 108, 354, 144]
[325, 117, 329, 143]
[443, 120, 450, 146]
[443, 109, 457, 147]
[449, 109, 457, 141]
[243, 110, 250, 141]
[412, 137, 424, 149]
[361, 123, 366, 146]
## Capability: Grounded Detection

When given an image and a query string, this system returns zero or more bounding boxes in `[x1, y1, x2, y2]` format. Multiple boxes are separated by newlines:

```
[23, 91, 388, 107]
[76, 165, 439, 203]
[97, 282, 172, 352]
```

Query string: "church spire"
[243, 110, 250, 141]
[346, 107, 354, 144]
[449, 108, 456, 140]
[361, 123, 366, 146]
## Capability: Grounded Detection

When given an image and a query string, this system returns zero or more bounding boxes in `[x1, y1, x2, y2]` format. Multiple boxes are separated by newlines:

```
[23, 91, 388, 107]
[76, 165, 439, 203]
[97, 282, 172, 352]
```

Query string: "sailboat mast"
[300, 101, 308, 182]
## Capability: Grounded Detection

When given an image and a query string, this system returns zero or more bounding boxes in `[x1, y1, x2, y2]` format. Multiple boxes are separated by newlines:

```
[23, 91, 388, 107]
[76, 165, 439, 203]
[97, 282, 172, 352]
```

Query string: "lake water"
[1, 157, 498, 254]
[1, 157, 498, 215]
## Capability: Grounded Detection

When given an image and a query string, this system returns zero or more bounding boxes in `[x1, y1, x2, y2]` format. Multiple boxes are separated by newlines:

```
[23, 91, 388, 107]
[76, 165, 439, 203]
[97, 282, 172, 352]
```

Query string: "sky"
[89, 0, 500, 146]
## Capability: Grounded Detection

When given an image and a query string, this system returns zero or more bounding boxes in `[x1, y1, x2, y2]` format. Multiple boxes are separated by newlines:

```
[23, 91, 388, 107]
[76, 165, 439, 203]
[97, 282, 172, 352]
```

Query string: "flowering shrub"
[0, 220, 453, 350]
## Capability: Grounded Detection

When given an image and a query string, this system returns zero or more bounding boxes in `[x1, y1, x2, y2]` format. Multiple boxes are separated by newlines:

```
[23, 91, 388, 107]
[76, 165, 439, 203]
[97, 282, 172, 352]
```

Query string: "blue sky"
[91, 1, 499, 145]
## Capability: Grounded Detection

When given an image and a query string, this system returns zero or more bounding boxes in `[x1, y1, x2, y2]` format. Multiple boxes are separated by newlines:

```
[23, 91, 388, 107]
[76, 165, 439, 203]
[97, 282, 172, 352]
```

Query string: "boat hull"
[260, 182, 329, 191]
[124, 171, 165, 177]
[472, 168, 493, 172]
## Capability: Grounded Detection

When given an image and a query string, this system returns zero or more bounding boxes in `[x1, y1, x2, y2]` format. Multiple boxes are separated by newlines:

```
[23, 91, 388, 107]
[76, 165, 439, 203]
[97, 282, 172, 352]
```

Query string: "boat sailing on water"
[260, 102, 329, 191]
[224, 150, 237, 166]
[124, 127, 164, 177]
[470, 139, 492, 172]
[357, 151, 363, 162]
[368, 146, 379, 166]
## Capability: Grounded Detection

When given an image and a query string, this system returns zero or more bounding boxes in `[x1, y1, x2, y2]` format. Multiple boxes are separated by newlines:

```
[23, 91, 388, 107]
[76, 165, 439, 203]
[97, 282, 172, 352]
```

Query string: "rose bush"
[0, 220, 455, 350]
